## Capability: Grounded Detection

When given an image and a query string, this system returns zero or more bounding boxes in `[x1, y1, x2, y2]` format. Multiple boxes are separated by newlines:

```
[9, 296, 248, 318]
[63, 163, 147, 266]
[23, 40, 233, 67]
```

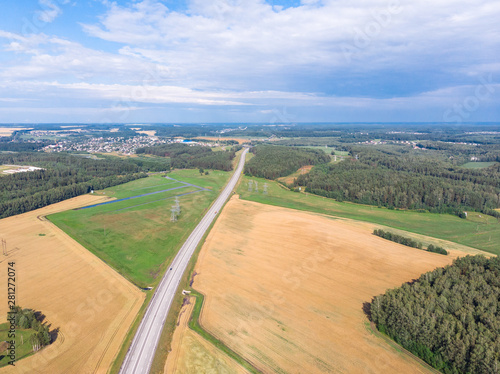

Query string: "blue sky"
[0, 0, 499, 123]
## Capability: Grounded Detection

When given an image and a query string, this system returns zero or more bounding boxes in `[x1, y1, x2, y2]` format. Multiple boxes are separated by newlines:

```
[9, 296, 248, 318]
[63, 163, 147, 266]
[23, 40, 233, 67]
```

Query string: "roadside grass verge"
[186, 290, 261, 374]
[150, 148, 253, 373]
[109, 291, 151, 374]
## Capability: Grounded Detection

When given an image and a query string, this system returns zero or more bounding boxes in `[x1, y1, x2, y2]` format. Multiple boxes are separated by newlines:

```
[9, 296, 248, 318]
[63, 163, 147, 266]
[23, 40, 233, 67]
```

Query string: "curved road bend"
[119, 147, 249, 374]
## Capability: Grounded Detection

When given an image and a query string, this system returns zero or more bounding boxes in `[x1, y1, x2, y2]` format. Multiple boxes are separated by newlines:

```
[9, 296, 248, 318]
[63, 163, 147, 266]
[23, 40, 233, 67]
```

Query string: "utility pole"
[171, 206, 178, 222]
[2, 238, 7, 256]
[263, 183, 268, 195]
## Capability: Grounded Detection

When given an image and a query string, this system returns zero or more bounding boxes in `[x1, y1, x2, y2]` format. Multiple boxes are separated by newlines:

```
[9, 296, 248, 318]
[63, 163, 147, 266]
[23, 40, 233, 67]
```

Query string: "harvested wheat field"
[164, 297, 249, 374]
[0, 127, 31, 136]
[192, 197, 472, 374]
[136, 130, 157, 137]
[0, 196, 145, 374]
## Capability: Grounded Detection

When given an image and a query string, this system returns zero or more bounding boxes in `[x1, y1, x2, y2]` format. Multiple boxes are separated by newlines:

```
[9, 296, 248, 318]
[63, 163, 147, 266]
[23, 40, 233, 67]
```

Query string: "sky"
[0, 0, 499, 123]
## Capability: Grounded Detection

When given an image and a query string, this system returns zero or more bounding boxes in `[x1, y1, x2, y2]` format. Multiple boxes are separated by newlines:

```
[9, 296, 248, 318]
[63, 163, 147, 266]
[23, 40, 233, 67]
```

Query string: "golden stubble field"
[0, 196, 145, 374]
[190, 197, 473, 374]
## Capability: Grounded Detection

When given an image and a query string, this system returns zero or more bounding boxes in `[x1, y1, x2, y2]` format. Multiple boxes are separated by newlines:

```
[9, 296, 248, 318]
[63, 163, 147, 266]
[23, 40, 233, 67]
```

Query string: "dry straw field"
[189, 197, 485, 374]
[0, 196, 144, 373]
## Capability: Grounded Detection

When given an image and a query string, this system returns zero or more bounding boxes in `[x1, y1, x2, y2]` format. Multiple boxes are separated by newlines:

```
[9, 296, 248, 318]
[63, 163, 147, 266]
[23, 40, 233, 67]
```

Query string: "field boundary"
[187, 289, 261, 374]
[43, 211, 146, 374]
[365, 321, 442, 374]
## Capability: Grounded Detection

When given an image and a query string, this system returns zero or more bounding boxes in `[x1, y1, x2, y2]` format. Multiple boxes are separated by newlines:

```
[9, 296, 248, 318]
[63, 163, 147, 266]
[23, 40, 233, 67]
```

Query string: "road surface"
[119, 147, 249, 374]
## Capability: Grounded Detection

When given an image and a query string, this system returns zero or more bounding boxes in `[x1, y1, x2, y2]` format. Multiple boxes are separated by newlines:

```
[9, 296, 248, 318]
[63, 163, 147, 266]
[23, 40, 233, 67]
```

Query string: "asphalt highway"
[119, 147, 249, 374]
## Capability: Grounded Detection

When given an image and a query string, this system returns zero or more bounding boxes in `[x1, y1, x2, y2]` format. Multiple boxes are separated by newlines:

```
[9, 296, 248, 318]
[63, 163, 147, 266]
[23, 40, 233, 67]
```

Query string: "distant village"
[43, 136, 215, 155]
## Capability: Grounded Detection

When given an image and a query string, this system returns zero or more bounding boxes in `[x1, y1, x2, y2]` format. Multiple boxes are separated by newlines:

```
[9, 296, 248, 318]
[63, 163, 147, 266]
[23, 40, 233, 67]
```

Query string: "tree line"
[370, 255, 500, 374]
[136, 143, 238, 171]
[294, 148, 500, 216]
[373, 229, 448, 255]
[244, 145, 330, 179]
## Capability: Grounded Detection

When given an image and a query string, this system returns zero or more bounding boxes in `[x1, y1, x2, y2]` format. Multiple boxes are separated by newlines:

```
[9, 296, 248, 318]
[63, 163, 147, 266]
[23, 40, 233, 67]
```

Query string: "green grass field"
[461, 162, 497, 169]
[0, 323, 35, 367]
[238, 176, 500, 255]
[49, 170, 231, 287]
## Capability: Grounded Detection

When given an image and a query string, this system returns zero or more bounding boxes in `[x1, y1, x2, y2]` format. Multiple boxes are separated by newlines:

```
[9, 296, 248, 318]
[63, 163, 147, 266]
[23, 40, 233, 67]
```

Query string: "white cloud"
[37, 0, 63, 23]
[0, 0, 499, 122]
[76, 0, 500, 94]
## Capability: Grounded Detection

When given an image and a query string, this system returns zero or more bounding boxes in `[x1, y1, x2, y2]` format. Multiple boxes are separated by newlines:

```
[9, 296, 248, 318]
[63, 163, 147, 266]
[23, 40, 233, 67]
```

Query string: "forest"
[0, 153, 148, 218]
[136, 143, 238, 171]
[370, 255, 500, 374]
[244, 145, 330, 179]
[294, 147, 500, 216]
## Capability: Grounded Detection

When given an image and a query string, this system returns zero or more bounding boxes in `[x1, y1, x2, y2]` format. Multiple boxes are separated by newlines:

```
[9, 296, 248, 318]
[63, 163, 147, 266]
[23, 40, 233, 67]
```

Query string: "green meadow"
[461, 162, 497, 169]
[0, 324, 35, 367]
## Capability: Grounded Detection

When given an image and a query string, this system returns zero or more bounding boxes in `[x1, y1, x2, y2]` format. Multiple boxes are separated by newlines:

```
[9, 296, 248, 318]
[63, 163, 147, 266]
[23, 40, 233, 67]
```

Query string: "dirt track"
[0, 195, 144, 374]
[192, 197, 460, 374]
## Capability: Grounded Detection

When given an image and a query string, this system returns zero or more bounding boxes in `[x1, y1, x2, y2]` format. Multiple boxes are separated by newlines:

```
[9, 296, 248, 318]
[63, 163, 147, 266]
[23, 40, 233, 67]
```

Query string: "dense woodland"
[137, 143, 238, 171]
[244, 145, 330, 179]
[0, 153, 148, 218]
[371, 256, 500, 374]
[294, 147, 500, 216]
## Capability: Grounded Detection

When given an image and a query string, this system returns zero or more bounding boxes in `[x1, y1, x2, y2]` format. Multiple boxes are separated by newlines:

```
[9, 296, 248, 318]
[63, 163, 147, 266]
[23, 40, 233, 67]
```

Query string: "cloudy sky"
[0, 0, 499, 123]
